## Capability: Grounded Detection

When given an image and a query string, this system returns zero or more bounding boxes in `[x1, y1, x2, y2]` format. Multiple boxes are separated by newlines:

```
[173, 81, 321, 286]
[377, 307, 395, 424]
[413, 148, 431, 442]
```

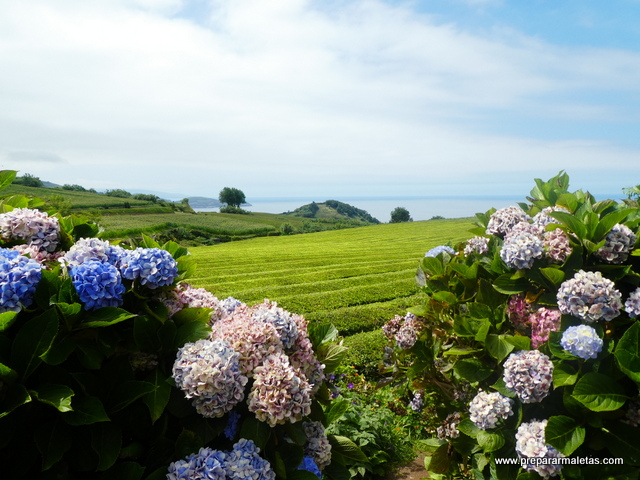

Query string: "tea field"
[189, 218, 474, 336]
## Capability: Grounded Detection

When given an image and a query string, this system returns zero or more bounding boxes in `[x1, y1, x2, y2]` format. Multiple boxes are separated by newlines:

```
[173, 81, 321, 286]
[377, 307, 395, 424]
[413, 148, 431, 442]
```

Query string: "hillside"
[283, 199, 380, 224]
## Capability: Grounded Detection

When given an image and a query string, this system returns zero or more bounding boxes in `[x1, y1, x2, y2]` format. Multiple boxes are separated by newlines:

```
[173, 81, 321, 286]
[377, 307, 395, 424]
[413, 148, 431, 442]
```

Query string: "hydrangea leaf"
[35, 419, 72, 471]
[602, 422, 640, 465]
[142, 369, 171, 423]
[0, 311, 17, 332]
[0, 170, 16, 190]
[493, 273, 529, 294]
[485, 334, 515, 362]
[172, 307, 213, 326]
[453, 358, 493, 383]
[539, 267, 565, 287]
[425, 443, 451, 475]
[614, 322, 640, 383]
[477, 430, 505, 453]
[91, 423, 122, 471]
[109, 380, 157, 413]
[0, 383, 31, 418]
[238, 416, 271, 451]
[549, 211, 587, 239]
[11, 307, 59, 379]
[328, 434, 368, 462]
[552, 361, 579, 388]
[77, 307, 136, 330]
[33, 384, 74, 412]
[174, 321, 212, 350]
[571, 372, 628, 411]
[545, 415, 585, 456]
[63, 396, 110, 426]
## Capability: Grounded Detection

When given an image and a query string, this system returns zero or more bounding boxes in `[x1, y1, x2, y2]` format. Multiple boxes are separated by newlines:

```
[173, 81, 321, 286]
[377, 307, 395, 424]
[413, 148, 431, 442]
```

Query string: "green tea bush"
[341, 330, 387, 378]
[383, 173, 640, 479]
[0, 170, 364, 480]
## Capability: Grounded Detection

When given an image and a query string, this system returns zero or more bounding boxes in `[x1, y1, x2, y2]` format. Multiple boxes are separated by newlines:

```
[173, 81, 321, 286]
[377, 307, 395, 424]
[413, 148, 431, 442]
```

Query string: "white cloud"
[0, 0, 639, 197]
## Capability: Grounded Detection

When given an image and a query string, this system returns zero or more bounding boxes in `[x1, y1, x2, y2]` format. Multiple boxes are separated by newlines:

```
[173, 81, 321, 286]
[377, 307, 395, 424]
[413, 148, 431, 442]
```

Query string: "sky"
[1, 0, 639, 202]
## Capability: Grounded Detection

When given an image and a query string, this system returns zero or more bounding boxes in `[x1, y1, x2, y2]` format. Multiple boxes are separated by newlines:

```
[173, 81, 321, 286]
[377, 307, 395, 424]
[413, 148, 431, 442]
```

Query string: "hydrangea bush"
[382, 172, 640, 479]
[0, 171, 362, 479]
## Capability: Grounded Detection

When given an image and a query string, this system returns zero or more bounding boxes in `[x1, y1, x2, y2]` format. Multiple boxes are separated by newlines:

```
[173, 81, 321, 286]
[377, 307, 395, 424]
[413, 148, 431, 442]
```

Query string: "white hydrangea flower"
[515, 420, 564, 478]
[468, 390, 513, 429]
[486, 206, 531, 236]
[503, 350, 553, 403]
[557, 270, 622, 323]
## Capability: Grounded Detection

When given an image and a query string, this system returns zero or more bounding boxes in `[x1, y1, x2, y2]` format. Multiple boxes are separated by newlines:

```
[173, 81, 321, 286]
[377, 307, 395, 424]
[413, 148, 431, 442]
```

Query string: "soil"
[385, 454, 429, 480]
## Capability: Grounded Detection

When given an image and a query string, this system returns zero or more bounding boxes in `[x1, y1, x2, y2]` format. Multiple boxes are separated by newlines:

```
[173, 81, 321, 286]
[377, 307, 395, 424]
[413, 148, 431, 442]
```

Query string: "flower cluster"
[507, 294, 532, 332]
[595, 223, 637, 264]
[0, 248, 43, 313]
[60, 237, 126, 267]
[159, 283, 221, 317]
[425, 245, 455, 257]
[298, 456, 322, 479]
[543, 228, 572, 264]
[556, 270, 622, 323]
[503, 350, 553, 403]
[167, 440, 275, 480]
[515, 420, 564, 478]
[531, 206, 570, 227]
[625, 287, 640, 318]
[303, 421, 332, 470]
[120, 247, 178, 289]
[251, 300, 299, 349]
[468, 390, 514, 430]
[0, 207, 60, 252]
[247, 353, 312, 427]
[436, 412, 461, 440]
[485, 206, 531, 236]
[463, 236, 489, 256]
[529, 307, 561, 349]
[409, 391, 424, 412]
[560, 325, 603, 360]
[500, 222, 545, 269]
[172, 339, 248, 418]
[70, 260, 126, 310]
[383, 313, 423, 349]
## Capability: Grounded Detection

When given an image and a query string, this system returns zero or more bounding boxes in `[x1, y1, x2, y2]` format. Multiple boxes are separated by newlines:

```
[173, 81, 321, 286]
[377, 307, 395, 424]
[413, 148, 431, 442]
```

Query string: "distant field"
[5, 184, 155, 209]
[189, 218, 474, 335]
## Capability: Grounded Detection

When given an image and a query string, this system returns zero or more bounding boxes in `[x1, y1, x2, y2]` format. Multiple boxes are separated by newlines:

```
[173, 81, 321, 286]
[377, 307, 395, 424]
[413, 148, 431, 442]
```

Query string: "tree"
[218, 187, 246, 208]
[13, 173, 43, 187]
[389, 206, 412, 223]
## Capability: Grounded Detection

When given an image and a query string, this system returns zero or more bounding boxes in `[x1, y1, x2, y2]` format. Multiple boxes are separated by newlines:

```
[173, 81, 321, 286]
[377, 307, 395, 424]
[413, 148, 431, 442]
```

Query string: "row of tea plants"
[383, 172, 640, 479]
[0, 170, 368, 480]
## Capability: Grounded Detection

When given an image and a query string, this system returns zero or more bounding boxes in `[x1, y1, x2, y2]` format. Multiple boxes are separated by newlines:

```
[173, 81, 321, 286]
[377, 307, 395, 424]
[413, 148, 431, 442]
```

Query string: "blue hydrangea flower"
[61, 237, 127, 267]
[425, 245, 455, 257]
[120, 247, 178, 289]
[0, 248, 43, 313]
[298, 456, 322, 479]
[225, 439, 276, 480]
[224, 410, 241, 440]
[499, 222, 544, 269]
[70, 259, 126, 311]
[560, 325, 603, 360]
[167, 447, 227, 480]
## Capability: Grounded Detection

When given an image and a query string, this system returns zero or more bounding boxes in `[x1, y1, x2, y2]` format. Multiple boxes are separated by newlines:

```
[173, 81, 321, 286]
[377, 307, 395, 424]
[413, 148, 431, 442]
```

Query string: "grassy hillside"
[188, 218, 474, 335]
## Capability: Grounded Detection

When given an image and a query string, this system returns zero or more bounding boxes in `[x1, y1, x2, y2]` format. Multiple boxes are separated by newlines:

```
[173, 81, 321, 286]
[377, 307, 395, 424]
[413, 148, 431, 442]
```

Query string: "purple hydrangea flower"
[503, 350, 553, 403]
[70, 259, 125, 311]
[486, 206, 531, 236]
[625, 287, 640, 318]
[531, 206, 570, 227]
[543, 228, 572, 264]
[529, 307, 561, 349]
[595, 223, 637, 264]
[507, 294, 532, 332]
[120, 247, 178, 289]
[0, 248, 43, 313]
[468, 390, 514, 429]
[425, 245, 455, 257]
[409, 391, 424, 412]
[251, 299, 299, 349]
[500, 222, 545, 269]
[0, 207, 60, 252]
[515, 419, 564, 478]
[436, 412, 461, 440]
[303, 421, 332, 470]
[557, 270, 622, 323]
[560, 325, 603, 360]
[464, 236, 489, 256]
[172, 339, 248, 418]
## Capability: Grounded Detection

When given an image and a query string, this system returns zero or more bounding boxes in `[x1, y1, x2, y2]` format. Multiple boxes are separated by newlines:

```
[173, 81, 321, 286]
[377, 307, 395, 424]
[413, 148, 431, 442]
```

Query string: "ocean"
[194, 195, 530, 222]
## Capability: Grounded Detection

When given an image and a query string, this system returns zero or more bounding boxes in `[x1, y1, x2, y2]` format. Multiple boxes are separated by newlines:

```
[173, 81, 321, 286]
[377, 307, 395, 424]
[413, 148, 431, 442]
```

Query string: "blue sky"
[0, 0, 639, 202]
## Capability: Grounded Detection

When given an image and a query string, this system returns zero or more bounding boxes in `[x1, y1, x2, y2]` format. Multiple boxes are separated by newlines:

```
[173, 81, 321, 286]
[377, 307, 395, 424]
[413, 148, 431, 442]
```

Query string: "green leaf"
[493, 273, 529, 294]
[477, 430, 505, 453]
[91, 423, 122, 471]
[309, 323, 339, 347]
[142, 369, 171, 423]
[109, 381, 157, 413]
[485, 335, 515, 362]
[425, 443, 451, 475]
[288, 471, 322, 480]
[96, 462, 145, 480]
[41, 334, 76, 365]
[174, 321, 211, 349]
[539, 267, 565, 286]
[453, 358, 493, 383]
[614, 322, 640, 383]
[133, 316, 161, 351]
[602, 422, 640, 465]
[318, 343, 348, 374]
[33, 384, 74, 412]
[175, 429, 204, 459]
[545, 415, 585, 456]
[0, 170, 17, 191]
[553, 361, 579, 388]
[78, 307, 136, 329]
[0, 362, 17, 382]
[433, 291, 458, 305]
[239, 415, 272, 451]
[35, 419, 72, 471]
[0, 383, 31, 418]
[172, 307, 213, 326]
[328, 435, 368, 462]
[11, 307, 59, 379]
[549, 211, 587, 238]
[571, 372, 628, 411]
[63, 396, 110, 425]
[0, 311, 18, 332]
[326, 397, 350, 425]
[457, 418, 480, 438]
[594, 209, 635, 239]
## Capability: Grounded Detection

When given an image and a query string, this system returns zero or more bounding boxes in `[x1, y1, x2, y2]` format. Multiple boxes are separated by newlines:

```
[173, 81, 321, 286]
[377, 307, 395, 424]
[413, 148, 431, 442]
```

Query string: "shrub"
[0, 170, 363, 480]
[219, 206, 250, 215]
[383, 172, 640, 479]
[341, 330, 387, 378]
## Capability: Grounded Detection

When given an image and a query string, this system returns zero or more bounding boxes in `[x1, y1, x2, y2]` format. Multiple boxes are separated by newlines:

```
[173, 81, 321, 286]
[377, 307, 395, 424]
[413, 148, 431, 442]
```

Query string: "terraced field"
[189, 218, 474, 335]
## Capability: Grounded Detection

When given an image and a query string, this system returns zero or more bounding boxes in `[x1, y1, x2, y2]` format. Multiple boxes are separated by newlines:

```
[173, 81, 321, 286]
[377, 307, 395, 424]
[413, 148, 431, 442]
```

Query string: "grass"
[189, 218, 474, 335]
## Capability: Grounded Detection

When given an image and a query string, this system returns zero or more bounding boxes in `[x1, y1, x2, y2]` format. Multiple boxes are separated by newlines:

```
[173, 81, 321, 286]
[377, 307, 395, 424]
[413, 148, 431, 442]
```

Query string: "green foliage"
[390, 207, 412, 223]
[341, 330, 387, 378]
[219, 205, 250, 214]
[287, 200, 380, 224]
[384, 172, 640, 479]
[218, 187, 246, 208]
[12, 173, 44, 187]
[105, 189, 132, 198]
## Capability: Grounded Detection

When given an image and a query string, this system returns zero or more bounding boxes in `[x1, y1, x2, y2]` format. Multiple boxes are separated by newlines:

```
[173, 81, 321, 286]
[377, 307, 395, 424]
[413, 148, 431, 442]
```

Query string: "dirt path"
[385, 454, 429, 480]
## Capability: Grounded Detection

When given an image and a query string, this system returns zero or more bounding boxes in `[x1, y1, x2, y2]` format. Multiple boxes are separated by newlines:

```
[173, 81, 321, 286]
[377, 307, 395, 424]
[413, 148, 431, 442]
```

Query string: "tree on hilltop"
[13, 173, 43, 187]
[390, 206, 412, 223]
[218, 187, 246, 208]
